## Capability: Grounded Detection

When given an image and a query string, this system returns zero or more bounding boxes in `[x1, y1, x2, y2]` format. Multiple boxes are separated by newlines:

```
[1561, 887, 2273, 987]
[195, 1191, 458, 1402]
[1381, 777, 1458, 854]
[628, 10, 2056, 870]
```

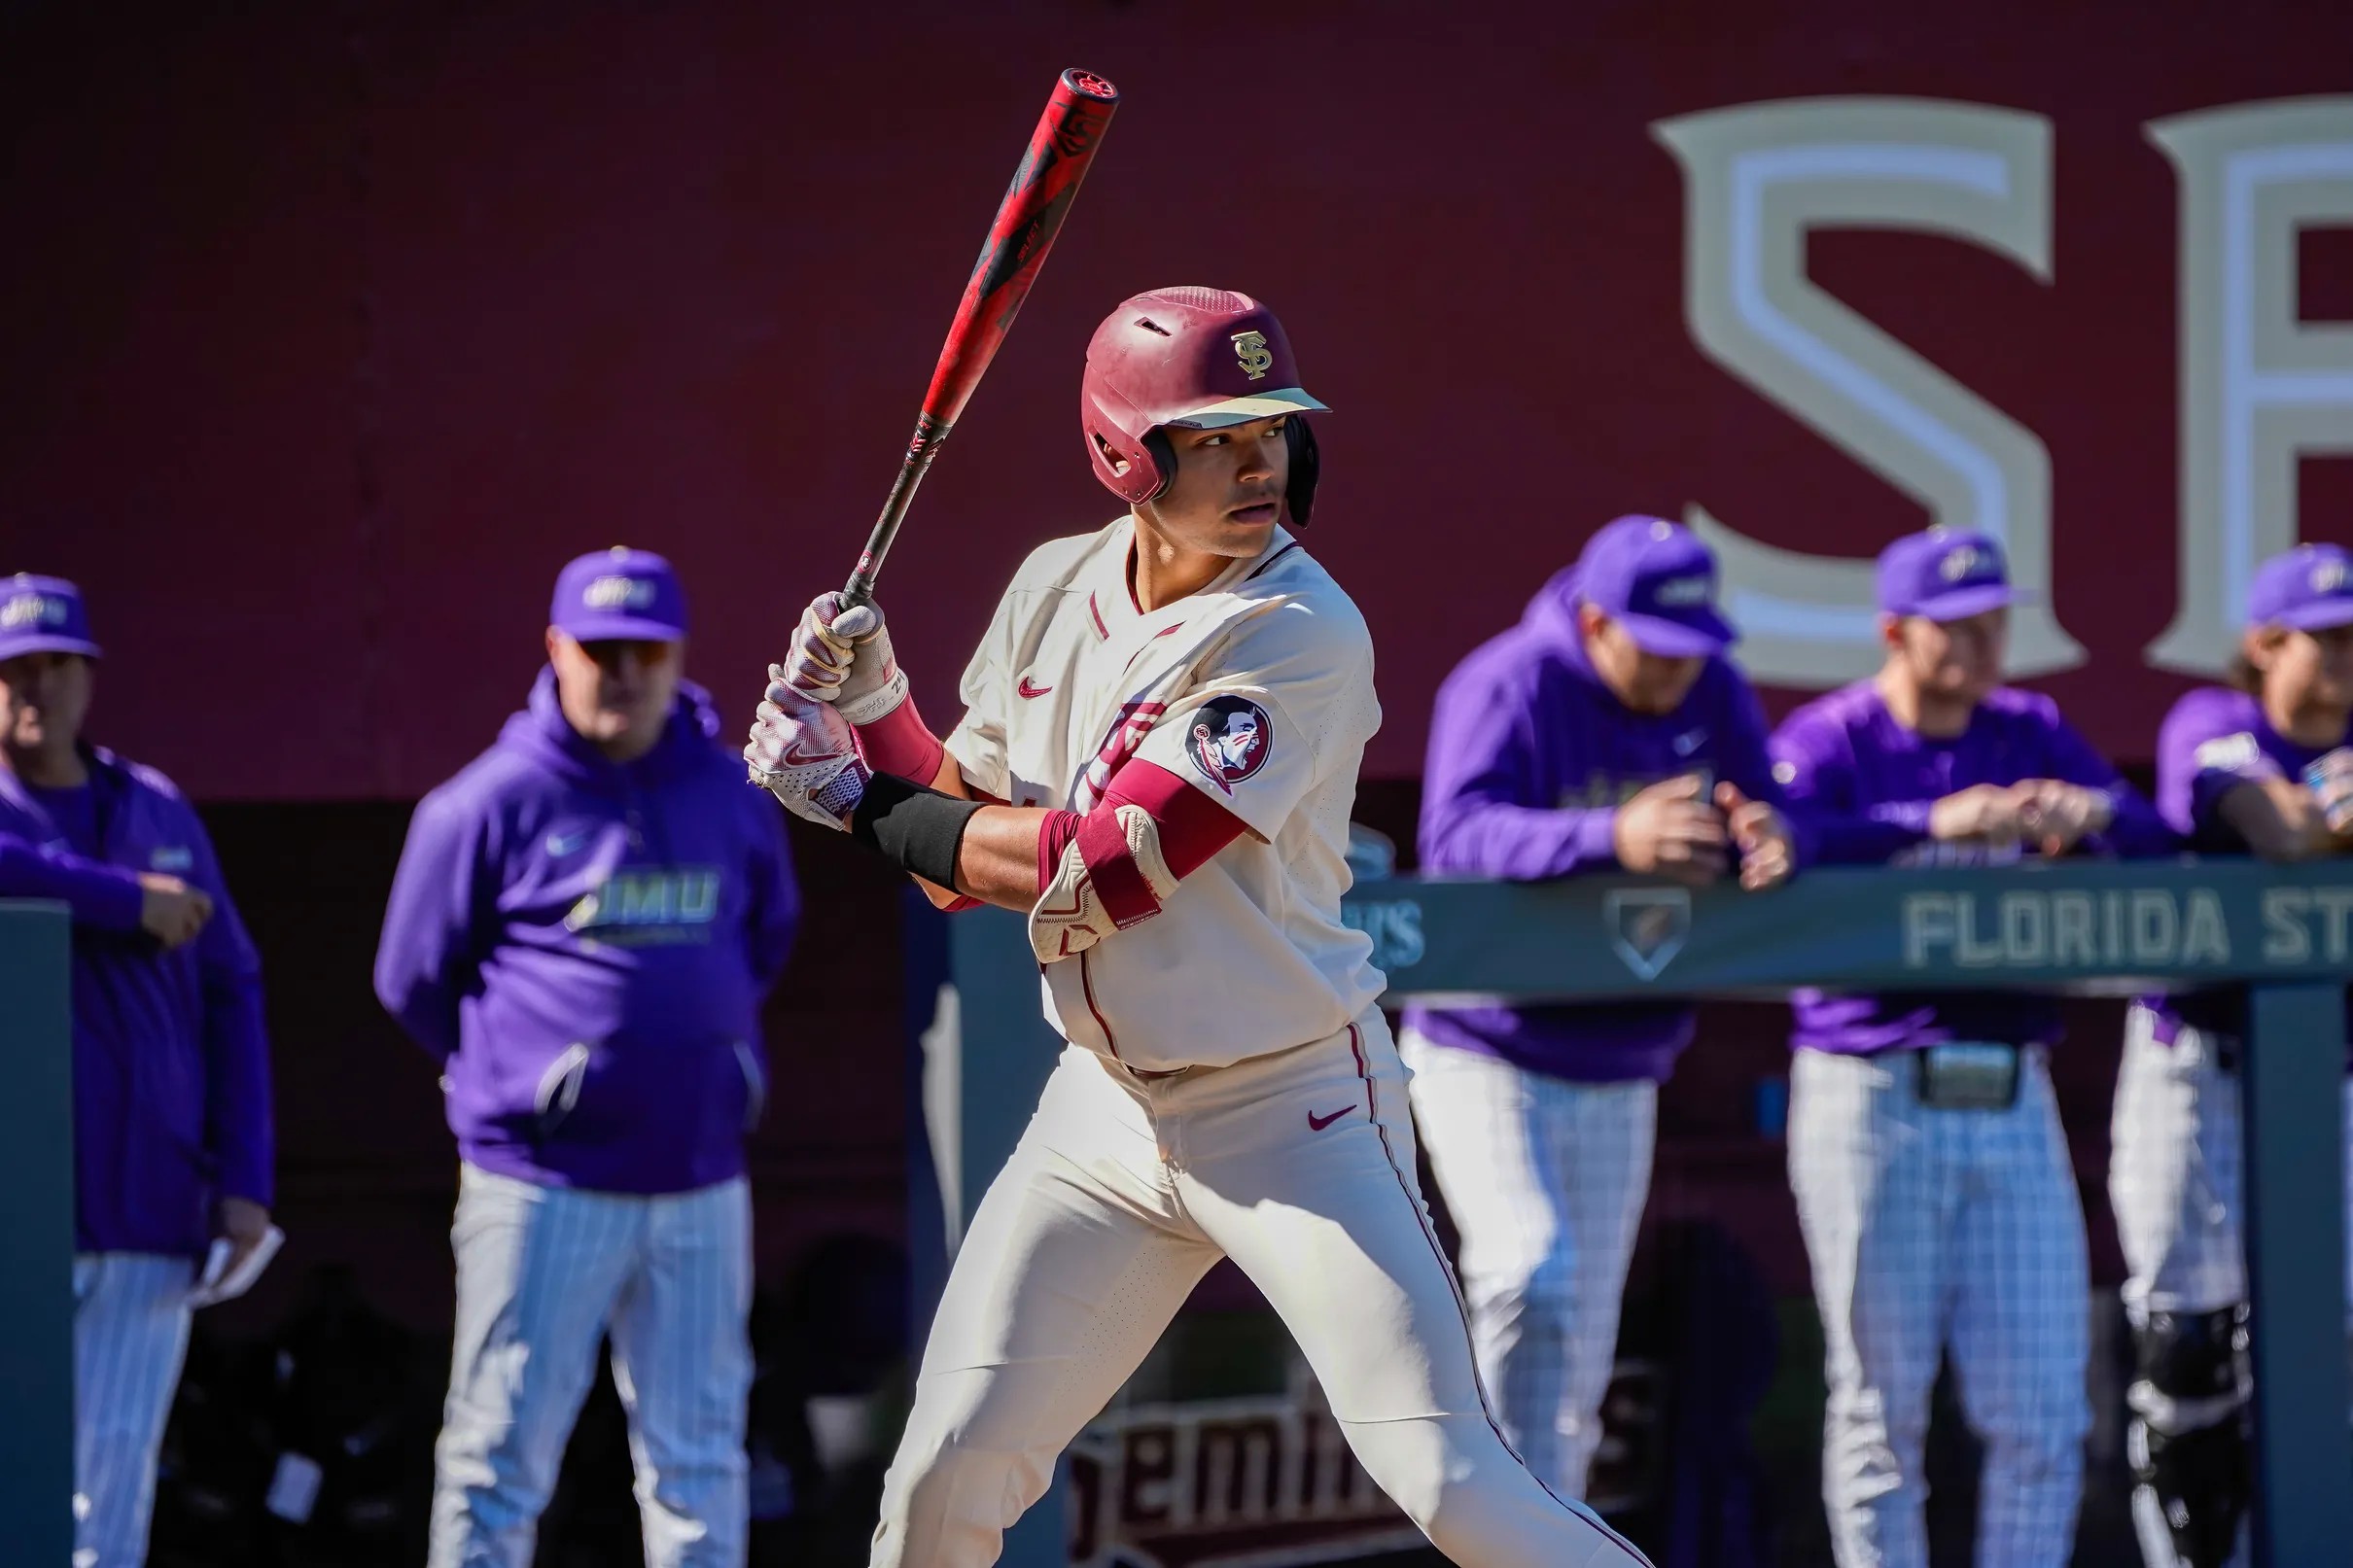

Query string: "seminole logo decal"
[1185, 696, 1272, 795]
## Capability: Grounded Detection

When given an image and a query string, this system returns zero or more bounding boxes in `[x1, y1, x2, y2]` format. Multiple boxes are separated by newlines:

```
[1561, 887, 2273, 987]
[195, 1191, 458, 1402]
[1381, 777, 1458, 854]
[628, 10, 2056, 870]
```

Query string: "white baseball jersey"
[942, 516, 1386, 1072]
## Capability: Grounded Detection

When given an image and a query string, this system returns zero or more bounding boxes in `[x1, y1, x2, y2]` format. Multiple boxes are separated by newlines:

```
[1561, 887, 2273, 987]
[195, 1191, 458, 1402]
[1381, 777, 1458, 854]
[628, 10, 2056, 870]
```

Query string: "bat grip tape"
[849, 773, 982, 889]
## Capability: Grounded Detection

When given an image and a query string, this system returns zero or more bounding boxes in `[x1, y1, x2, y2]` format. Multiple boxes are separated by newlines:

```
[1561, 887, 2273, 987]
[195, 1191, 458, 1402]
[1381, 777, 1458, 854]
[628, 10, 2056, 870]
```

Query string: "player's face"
[2248, 621, 2353, 714]
[1149, 414, 1292, 558]
[0, 650, 92, 760]
[545, 630, 684, 759]
[1579, 609, 1704, 715]
[1887, 608, 2006, 705]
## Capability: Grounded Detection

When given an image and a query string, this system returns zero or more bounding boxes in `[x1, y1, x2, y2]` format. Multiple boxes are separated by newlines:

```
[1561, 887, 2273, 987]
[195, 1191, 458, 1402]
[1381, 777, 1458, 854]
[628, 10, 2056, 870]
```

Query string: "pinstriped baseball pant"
[72, 1252, 194, 1568]
[1790, 1046, 2090, 1568]
[1397, 1029, 1657, 1499]
[429, 1165, 753, 1568]
[870, 1014, 1653, 1568]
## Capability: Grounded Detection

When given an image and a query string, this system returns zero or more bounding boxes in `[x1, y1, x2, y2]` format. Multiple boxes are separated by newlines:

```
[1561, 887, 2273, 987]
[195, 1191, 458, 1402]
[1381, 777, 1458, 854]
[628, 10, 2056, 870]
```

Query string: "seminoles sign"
[1655, 95, 2353, 688]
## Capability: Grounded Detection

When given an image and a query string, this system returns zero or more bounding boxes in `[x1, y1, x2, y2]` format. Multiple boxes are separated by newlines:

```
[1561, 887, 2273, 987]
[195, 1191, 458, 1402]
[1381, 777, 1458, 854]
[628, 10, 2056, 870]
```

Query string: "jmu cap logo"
[1230, 331, 1274, 382]
[0, 593, 68, 630]
[1185, 695, 1273, 795]
[1651, 574, 1713, 607]
[1604, 887, 1692, 982]
[1939, 542, 1999, 582]
[2315, 558, 2350, 594]
[582, 575, 658, 610]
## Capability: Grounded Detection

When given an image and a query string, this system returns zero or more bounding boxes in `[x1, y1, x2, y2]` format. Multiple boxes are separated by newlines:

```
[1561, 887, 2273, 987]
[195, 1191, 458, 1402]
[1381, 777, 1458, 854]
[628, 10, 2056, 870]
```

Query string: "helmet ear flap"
[1283, 416, 1320, 530]
[1139, 428, 1177, 503]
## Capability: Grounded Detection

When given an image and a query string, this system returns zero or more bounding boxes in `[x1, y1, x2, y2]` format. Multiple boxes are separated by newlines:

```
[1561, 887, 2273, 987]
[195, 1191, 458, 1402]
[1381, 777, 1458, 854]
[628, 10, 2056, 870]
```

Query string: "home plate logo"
[1605, 888, 1692, 981]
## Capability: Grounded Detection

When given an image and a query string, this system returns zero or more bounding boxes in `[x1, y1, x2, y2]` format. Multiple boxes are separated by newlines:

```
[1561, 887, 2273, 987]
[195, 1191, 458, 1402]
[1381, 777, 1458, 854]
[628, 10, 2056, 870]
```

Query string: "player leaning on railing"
[1768, 529, 2177, 1568]
[2107, 541, 2353, 1568]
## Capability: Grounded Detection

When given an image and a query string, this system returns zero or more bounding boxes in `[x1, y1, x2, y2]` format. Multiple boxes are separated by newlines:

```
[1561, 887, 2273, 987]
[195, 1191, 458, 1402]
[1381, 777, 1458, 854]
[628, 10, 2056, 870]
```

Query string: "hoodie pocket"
[533, 1043, 593, 1136]
[733, 1039, 767, 1132]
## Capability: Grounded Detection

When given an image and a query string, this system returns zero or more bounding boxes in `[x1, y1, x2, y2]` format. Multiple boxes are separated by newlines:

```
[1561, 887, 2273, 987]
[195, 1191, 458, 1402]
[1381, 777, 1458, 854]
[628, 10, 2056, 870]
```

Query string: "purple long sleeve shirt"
[1771, 679, 2177, 1054]
[0, 748, 273, 1258]
[1400, 566, 1789, 1083]
[374, 670, 798, 1195]
[2141, 685, 2351, 1046]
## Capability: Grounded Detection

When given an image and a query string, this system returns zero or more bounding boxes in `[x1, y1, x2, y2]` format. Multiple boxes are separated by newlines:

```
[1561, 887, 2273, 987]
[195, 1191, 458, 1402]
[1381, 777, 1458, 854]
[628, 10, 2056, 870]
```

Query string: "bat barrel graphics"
[842, 68, 1119, 609]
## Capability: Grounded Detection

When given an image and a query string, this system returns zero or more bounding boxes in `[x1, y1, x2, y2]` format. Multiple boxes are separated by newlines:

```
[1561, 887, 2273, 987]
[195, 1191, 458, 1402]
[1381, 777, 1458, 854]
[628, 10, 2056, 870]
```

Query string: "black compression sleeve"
[848, 773, 983, 889]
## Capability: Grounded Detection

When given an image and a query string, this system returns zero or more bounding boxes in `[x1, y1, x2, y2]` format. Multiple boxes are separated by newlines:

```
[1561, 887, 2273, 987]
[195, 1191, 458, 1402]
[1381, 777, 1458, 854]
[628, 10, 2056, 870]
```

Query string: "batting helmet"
[1079, 287, 1328, 527]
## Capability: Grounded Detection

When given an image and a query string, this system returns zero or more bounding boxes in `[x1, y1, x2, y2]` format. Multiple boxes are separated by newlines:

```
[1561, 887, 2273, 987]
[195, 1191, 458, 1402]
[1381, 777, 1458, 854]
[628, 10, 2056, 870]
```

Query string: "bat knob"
[1061, 68, 1118, 101]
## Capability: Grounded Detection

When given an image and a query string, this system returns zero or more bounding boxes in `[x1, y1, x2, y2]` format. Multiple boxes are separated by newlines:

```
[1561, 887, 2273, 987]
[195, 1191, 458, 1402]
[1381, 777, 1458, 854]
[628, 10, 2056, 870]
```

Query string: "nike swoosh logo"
[1307, 1104, 1356, 1132]
[1672, 729, 1707, 755]
[778, 737, 840, 767]
[544, 830, 591, 857]
[1018, 677, 1054, 699]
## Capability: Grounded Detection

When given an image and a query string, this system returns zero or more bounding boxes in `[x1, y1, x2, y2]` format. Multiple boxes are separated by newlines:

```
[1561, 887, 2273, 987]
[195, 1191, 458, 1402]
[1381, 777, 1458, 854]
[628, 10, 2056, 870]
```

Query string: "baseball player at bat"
[2108, 541, 2353, 1568]
[1397, 516, 1798, 1499]
[747, 288, 1652, 1568]
[1769, 529, 2176, 1568]
[0, 574, 276, 1568]
[375, 548, 799, 1568]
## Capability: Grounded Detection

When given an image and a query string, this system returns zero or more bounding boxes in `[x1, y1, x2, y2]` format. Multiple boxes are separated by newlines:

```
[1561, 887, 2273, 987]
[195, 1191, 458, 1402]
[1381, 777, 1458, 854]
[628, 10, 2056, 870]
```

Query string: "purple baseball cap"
[0, 574, 103, 662]
[1877, 528, 2032, 621]
[1575, 515, 1738, 656]
[549, 547, 688, 642]
[2247, 542, 2353, 631]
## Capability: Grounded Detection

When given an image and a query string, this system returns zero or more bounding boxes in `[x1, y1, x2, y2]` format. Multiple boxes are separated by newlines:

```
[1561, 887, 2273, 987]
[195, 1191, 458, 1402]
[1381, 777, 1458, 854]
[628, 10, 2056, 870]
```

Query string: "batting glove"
[747, 683, 870, 829]
[782, 591, 909, 725]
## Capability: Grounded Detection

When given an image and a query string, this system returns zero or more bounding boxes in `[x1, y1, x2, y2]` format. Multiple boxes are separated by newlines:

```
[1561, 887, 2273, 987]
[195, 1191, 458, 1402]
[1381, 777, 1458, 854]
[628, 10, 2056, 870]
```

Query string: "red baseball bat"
[841, 68, 1120, 608]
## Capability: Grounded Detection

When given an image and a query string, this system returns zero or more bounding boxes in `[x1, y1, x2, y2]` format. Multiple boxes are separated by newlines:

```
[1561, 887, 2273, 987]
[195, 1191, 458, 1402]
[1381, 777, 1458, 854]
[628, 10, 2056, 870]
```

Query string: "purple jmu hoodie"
[374, 668, 798, 1195]
[2141, 685, 2351, 1046]
[0, 747, 273, 1258]
[1400, 566, 1789, 1083]
[1771, 679, 2176, 1054]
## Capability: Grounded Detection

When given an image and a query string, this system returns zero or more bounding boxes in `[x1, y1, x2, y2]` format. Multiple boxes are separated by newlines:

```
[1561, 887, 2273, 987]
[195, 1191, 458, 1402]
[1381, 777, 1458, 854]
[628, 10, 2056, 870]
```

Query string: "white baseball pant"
[1789, 1045, 2090, 1568]
[2108, 1008, 2353, 1326]
[72, 1252, 195, 1568]
[429, 1164, 753, 1568]
[1397, 1029, 1656, 1499]
[871, 1012, 1652, 1568]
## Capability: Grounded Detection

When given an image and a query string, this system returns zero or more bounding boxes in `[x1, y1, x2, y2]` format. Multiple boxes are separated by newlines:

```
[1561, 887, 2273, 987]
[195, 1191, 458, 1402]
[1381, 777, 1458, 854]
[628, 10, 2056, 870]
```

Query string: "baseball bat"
[840, 67, 1121, 609]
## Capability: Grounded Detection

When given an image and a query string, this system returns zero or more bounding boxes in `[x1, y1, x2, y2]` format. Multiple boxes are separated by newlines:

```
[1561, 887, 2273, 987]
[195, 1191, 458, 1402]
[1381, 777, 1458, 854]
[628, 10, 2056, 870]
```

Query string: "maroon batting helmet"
[1079, 287, 1327, 527]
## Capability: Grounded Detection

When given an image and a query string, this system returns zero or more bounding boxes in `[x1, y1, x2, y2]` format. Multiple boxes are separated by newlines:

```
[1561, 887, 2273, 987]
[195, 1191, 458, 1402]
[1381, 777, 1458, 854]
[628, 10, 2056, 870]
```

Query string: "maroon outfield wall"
[5, 1, 2351, 802]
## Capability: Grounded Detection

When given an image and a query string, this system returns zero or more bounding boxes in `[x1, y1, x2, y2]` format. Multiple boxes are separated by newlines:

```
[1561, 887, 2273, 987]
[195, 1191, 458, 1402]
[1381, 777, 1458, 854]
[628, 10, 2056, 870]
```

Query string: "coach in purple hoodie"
[376, 547, 797, 1568]
[0, 574, 274, 1568]
[1397, 515, 1797, 1500]
[1770, 528, 2172, 1568]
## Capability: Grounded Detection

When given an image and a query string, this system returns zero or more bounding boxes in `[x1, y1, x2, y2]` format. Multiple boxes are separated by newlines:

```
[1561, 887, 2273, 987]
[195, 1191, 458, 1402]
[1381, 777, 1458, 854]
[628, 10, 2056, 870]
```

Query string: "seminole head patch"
[1186, 695, 1273, 794]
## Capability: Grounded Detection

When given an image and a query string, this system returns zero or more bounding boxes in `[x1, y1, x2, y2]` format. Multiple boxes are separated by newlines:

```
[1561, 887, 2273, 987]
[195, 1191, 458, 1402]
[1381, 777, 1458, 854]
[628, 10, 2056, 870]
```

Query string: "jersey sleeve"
[1129, 605, 1375, 844]
[941, 592, 1015, 803]
[2156, 689, 2281, 841]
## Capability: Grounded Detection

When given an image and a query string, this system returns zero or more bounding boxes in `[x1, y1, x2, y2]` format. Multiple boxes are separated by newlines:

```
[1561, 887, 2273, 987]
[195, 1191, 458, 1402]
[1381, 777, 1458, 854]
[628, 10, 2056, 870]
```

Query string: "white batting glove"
[782, 591, 909, 726]
[2308, 748, 2353, 837]
[746, 682, 871, 829]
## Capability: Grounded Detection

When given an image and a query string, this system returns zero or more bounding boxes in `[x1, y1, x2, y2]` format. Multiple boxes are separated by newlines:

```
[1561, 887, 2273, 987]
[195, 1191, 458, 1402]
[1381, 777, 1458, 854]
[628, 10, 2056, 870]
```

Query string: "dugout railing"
[923, 860, 2353, 1568]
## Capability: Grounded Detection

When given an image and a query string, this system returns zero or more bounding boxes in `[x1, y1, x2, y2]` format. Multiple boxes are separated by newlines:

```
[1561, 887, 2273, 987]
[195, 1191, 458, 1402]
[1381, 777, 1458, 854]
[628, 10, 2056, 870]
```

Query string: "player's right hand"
[1927, 782, 2034, 843]
[137, 872, 214, 949]
[1613, 774, 1729, 885]
[782, 591, 909, 725]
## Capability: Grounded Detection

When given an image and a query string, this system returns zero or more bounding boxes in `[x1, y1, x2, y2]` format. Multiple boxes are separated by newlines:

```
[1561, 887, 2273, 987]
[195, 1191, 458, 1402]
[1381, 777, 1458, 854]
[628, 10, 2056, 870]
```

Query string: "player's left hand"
[746, 679, 871, 829]
[1717, 782, 1796, 890]
[2014, 779, 2114, 855]
[2307, 747, 2353, 838]
[217, 1196, 272, 1278]
[782, 591, 909, 725]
